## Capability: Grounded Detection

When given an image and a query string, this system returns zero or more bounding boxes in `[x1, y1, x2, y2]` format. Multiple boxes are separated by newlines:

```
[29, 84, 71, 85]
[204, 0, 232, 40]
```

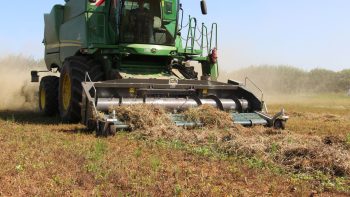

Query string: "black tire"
[96, 121, 107, 137]
[39, 76, 59, 116]
[274, 119, 286, 130]
[96, 122, 117, 137]
[59, 56, 104, 123]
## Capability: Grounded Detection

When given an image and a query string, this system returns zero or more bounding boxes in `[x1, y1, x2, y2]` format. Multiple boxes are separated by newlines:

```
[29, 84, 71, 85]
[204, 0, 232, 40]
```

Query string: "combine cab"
[32, 0, 288, 135]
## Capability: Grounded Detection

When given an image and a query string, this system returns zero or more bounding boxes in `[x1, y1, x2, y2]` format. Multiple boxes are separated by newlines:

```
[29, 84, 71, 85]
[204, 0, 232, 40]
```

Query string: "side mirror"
[200, 0, 207, 15]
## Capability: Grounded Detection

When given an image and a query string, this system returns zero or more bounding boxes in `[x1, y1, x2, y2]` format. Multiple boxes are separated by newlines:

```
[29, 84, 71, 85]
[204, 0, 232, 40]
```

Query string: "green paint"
[44, 0, 219, 80]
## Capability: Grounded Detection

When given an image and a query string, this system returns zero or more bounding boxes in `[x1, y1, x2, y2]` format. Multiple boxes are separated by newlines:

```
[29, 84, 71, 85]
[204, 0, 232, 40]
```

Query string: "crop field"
[0, 93, 349, 196]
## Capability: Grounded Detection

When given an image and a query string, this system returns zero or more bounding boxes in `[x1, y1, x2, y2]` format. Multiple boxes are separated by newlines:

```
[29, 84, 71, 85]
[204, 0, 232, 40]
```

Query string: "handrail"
[181, 17, 218, 56]
[244, 77, 267, 112]
[201, 23, 209, 56]
[185, 16, 197, 53]
[190, 17, 197, 53]
[209, 23, 218, 50]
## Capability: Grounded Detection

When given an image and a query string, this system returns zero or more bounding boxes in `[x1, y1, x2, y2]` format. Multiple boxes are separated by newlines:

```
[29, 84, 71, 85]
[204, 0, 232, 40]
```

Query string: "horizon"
[1, 54, 348, 73]
[0, 0, 349, 71]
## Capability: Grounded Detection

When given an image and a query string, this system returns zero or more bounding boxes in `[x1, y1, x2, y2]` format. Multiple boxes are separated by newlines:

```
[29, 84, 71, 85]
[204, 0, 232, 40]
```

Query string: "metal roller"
[96, 97, 249, 112]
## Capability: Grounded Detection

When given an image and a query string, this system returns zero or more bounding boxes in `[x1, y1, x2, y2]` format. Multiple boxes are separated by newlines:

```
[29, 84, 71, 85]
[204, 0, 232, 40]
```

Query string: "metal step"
[231, 113, 268, 126]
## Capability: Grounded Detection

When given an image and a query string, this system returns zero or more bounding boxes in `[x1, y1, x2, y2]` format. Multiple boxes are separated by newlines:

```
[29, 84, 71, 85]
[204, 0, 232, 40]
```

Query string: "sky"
[0, 0, 349, 71]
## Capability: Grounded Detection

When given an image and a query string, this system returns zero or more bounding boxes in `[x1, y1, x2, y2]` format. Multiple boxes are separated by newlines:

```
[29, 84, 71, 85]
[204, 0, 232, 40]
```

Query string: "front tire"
[59, 57, 103, 123]
[39, 76, 59, 116]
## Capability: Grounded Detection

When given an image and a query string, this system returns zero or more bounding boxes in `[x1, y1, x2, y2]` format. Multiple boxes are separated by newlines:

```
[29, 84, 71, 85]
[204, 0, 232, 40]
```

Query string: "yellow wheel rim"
[62, 73, 72, 111]
[40, 87, 46, 110]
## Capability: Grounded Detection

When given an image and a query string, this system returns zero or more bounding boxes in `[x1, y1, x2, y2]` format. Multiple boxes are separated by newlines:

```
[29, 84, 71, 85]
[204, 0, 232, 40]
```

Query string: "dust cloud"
[0, 55, 44, 111]
[219, 65, 350, 96]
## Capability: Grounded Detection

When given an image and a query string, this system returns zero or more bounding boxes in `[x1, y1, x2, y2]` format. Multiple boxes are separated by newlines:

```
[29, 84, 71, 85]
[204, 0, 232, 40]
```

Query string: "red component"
[96, 0, 105, 6]
[210, 48, 218, 63]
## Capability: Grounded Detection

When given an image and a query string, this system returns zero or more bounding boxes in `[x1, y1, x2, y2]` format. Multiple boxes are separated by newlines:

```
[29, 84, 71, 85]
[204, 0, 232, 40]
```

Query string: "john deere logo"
[151, 48, 157, 54]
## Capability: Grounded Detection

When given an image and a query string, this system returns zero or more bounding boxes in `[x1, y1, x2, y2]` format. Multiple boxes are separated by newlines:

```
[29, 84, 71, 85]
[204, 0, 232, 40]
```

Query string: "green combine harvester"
[32, 0, 288, 135]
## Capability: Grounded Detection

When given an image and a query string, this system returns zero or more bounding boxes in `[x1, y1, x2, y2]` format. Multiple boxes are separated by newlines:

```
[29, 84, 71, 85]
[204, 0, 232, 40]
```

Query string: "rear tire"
[59, 56, 104, 123]
[39, 76, 59, 116]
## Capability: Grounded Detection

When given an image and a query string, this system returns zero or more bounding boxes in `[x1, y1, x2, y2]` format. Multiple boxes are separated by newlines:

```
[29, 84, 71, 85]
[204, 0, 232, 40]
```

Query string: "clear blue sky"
[0, 0, 349, 71]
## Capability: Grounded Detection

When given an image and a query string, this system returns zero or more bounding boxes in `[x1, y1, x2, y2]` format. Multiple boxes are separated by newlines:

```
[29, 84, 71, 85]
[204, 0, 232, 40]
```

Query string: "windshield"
[118, 0, 176, 46]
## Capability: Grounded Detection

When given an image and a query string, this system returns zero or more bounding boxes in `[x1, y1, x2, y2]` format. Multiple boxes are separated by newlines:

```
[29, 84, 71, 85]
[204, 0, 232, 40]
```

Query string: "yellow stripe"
[60, 43, 82, 47]
[61, 40, 83, 44]
[46, 44, 60, 49]
[46, 43, 82, 50]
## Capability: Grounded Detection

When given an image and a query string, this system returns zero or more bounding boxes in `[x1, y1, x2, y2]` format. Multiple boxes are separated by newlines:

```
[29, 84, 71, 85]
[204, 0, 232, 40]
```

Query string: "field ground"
[267, 93, 350, 136]
[0, 93, 349, 196]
